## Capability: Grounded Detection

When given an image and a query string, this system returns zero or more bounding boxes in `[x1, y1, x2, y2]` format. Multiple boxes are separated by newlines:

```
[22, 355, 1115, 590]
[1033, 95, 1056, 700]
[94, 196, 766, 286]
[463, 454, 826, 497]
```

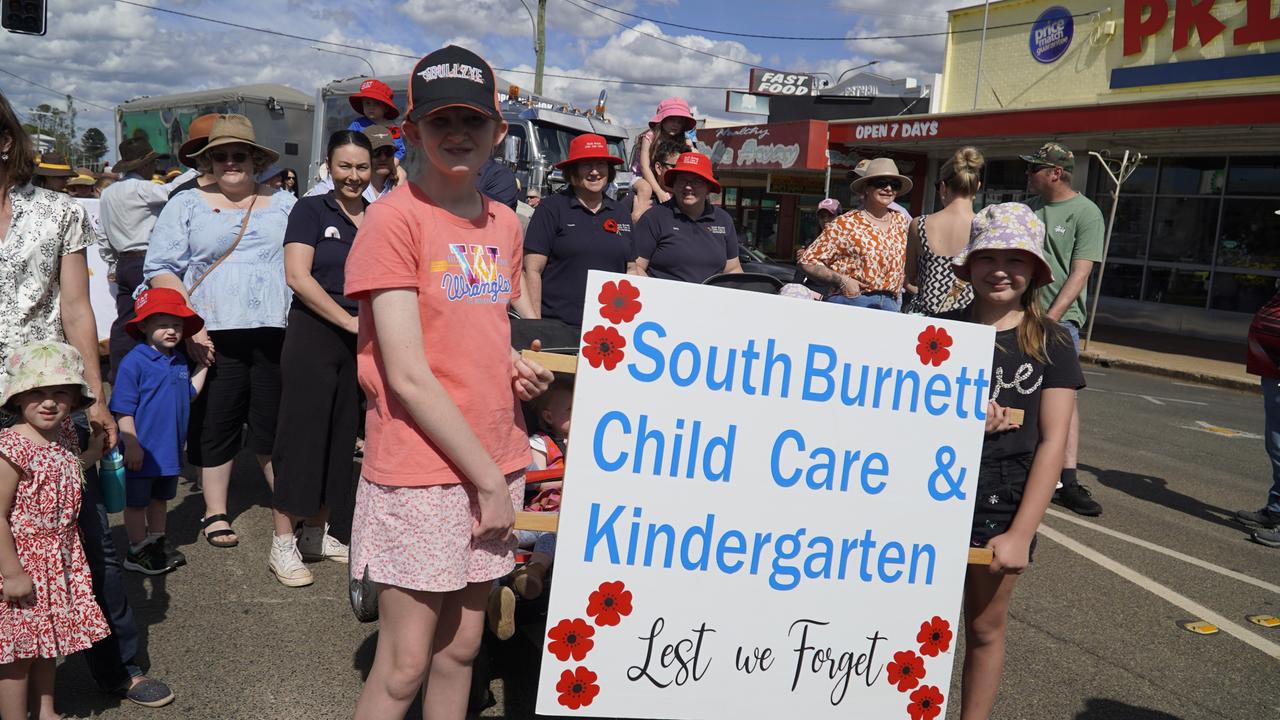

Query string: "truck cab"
[312, 77, 631, 197]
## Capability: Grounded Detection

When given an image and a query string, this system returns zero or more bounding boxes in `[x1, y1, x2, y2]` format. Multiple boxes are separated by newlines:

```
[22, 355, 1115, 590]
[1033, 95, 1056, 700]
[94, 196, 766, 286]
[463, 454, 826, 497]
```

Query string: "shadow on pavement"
[1076, 697, 1184, 719]
[1081, 463, 1248, 535]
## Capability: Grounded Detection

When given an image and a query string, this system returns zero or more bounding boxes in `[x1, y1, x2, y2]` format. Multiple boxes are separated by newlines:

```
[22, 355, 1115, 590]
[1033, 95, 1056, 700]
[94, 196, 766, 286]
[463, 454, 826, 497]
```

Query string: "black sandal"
[201, 514, 239, 548]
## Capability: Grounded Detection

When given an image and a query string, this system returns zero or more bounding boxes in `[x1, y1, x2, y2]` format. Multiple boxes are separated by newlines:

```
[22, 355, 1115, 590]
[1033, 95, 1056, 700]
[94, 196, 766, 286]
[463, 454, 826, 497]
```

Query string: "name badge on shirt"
[710, 226, 727, 235]
[618, 223, 631, 233]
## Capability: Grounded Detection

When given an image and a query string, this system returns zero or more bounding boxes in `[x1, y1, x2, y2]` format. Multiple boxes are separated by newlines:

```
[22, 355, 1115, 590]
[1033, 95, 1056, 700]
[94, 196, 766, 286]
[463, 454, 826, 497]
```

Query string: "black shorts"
[125, 476, 179, 508]
[971, 455, 1038, 561]
[187, 328, 284, 467]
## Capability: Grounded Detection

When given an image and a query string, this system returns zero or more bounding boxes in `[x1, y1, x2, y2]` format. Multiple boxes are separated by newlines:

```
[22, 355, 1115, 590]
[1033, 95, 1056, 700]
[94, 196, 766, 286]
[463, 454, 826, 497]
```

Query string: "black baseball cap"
[406, 45, 501, 123]
[361, 124, 394, 152]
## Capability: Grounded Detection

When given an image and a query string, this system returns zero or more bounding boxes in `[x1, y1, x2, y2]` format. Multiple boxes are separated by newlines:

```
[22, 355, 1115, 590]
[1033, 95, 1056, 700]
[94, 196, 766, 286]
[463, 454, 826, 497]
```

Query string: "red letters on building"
[1125, 0, 1280, 56]
[1235, 0, 1280, 44]
[1172, 0, 1226, 51]
[1124, 0, 1169, 56]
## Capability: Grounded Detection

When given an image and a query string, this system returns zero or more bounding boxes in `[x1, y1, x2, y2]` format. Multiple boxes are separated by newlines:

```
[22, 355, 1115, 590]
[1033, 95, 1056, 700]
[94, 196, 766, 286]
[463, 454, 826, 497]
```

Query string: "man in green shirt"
[1024, 142, 1106, 516]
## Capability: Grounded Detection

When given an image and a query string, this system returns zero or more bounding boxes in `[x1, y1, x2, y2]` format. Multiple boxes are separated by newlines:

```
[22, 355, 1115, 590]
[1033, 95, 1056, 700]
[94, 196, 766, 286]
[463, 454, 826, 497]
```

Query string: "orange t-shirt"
[344, 183, 530, 487]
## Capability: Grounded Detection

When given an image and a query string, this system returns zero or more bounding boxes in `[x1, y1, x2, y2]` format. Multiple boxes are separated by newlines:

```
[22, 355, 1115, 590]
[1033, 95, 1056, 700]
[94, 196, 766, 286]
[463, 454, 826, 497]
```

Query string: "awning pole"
[973, 0, 991, 110]
[1084, 150, 1143, 352]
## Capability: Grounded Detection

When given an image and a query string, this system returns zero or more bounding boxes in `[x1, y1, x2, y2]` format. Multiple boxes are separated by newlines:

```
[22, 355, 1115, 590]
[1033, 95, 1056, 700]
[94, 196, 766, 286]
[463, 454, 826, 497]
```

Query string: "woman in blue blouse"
[144, 114, 294, 550]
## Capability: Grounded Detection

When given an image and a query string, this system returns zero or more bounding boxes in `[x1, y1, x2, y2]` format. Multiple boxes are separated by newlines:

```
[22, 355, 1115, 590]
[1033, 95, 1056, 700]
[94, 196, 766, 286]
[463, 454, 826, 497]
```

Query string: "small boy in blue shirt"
[110, 288, 208, 575]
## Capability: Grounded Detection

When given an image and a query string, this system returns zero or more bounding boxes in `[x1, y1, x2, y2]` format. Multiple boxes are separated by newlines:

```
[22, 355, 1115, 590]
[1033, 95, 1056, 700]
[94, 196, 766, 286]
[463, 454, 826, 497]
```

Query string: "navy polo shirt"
[108, 344, 196, 479]
[524, 188, 633, 326]
[283, 191, 364, 314]
[632, 199, 738, 284]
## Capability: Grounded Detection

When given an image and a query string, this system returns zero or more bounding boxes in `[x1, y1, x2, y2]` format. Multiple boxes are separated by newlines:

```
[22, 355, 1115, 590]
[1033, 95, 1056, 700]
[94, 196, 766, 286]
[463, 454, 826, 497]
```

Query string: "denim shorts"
[1060, 320, 1081, 356]
[971, 455, 1038, 561]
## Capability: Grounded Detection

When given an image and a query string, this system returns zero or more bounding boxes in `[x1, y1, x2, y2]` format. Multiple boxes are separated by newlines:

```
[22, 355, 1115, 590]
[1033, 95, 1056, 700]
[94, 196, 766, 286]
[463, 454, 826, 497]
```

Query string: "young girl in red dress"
[0, 341, 111, 720]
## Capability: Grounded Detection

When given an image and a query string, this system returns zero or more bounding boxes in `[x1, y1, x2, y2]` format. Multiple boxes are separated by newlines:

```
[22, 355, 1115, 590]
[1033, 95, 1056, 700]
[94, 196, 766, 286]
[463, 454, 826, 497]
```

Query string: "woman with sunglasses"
[798, 157, 912, 311]
[628, 138, 686, 225]
[144, 114, 296, 550]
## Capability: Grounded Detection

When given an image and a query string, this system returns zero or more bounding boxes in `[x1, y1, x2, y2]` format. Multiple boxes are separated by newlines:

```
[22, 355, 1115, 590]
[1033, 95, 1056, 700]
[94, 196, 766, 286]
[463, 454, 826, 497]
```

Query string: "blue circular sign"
[1029, 6, 1074, 64]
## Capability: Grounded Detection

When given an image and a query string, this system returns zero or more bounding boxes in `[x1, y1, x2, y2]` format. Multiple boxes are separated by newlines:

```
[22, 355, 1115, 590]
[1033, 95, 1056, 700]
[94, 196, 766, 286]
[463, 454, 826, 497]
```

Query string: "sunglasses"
[373, 148, 395, 158]
[526, 195, 539, 200]
[868, 178, 901, 191]
[210, 151, 249, 164]
[1027, 164, 1056, 173]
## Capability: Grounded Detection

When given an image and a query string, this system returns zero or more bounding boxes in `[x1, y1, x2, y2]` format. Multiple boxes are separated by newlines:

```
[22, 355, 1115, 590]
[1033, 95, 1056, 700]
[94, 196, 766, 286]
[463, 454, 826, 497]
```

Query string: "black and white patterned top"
[0, 185, 93, 387]
[907, 214, 973, 316]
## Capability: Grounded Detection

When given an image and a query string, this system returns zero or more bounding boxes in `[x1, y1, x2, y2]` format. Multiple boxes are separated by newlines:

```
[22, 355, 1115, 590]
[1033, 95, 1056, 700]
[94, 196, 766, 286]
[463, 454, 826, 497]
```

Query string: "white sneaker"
[268, 534, 314, 587]
[298, 524, 349, 564]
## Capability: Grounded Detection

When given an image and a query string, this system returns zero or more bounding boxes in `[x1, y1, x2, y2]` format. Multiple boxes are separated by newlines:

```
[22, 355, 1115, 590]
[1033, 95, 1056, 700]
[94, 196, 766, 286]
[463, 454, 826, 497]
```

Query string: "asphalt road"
[54, 367, 1279, 719]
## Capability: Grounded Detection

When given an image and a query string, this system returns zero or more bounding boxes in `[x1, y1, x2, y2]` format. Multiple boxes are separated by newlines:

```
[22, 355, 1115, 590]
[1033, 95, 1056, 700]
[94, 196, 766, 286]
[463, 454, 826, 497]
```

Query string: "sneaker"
[486, 585, 516, 641]
[512, 562, 546, 600]
[119, 676, 174, 708]
[123, 542, 171, 576]
[154, 536, 186, 569]
[268, 535, 314, 587]
[1236, 508, 1280, 529]
[1053, 483, 1102, 516]
[1252, 527, 1280, 548]
[298, 524, 349, 564]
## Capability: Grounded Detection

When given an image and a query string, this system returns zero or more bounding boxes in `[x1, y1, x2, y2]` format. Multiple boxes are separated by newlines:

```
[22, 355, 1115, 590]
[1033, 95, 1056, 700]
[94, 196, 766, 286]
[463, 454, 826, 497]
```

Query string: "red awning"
[695, 120, 828, 172]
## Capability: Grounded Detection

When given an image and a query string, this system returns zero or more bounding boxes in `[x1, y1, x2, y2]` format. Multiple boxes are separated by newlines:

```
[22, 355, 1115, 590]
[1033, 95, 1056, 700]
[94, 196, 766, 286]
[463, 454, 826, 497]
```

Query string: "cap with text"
[407, 45, 501, 123]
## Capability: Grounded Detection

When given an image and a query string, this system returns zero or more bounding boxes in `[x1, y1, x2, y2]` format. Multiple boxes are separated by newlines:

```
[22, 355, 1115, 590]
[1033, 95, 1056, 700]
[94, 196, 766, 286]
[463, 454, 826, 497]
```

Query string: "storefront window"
[1217, 198, 1280, 270]
[1226, 157, 1280, 196]
[1099, 262, 1143, 300]
[1092, 195, 1152, 259]
[1158, 156, 1226, 195]
[758, 198, 779, 256]
[1210, 272, 1278, 313]
[1143, 266, 1209, 307]
[1119, 163, 1158, 195]
[1148, 197, 1219, 264]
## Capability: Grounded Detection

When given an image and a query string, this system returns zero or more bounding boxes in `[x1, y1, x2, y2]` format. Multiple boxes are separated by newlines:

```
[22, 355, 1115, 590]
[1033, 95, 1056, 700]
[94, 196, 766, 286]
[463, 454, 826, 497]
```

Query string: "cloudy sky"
[0, 0, 964, 161]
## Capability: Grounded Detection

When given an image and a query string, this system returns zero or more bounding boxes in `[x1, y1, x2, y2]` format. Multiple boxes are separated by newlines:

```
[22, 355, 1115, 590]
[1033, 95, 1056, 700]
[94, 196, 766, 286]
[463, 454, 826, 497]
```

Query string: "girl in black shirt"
[946, 203, 1083, 719]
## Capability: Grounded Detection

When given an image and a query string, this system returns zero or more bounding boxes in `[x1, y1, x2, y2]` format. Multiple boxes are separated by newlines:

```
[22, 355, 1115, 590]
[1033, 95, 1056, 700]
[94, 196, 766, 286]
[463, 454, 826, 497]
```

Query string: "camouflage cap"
[1019, 142, 1074, 172]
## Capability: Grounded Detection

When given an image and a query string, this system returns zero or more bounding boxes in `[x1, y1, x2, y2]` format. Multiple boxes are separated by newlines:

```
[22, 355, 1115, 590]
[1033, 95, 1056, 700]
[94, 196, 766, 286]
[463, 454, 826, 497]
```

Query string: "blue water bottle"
[98, 446, 127, 513]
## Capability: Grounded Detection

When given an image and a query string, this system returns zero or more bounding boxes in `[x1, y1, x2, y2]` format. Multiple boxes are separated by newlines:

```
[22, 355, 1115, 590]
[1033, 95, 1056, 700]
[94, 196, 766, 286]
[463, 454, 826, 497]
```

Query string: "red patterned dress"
[0, 427, 109, 662]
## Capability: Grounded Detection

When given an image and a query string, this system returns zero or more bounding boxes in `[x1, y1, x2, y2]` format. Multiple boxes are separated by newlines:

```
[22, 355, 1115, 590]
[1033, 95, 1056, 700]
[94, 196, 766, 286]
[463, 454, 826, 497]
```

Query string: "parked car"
[738, 244, 796, 283]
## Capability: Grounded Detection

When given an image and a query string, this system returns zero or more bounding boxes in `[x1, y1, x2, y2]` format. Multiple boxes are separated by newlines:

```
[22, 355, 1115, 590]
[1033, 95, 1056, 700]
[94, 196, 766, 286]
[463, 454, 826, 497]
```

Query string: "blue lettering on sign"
[1030, 6, 1073, 64]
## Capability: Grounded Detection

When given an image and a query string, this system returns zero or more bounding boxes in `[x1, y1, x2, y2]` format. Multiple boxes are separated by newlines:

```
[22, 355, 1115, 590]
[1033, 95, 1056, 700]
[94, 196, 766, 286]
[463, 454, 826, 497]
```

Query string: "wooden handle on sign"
[521, 350, 577, 374]
[514, 512, 996, 566]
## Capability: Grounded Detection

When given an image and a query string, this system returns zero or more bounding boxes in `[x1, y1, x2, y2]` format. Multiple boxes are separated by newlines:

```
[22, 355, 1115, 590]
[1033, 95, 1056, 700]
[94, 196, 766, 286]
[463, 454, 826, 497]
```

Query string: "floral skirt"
[350, 472, 523, 593]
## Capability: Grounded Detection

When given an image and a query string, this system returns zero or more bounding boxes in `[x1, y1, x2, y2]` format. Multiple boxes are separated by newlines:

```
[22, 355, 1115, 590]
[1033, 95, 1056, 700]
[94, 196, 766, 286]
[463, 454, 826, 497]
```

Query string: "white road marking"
[1043, 508, 1280, 594]
[1038, 525, 1280, 660]
[1180, 420, 1263, 440]
[1172, 382, 1211, 390]
[1081, 387, 1208, 406]
[1082, 370, 1106, 377]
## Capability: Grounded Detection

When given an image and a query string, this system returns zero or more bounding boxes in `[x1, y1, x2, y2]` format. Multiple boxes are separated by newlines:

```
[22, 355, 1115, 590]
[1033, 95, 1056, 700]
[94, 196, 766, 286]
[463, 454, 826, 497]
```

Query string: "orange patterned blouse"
[799, 209, 909, 293]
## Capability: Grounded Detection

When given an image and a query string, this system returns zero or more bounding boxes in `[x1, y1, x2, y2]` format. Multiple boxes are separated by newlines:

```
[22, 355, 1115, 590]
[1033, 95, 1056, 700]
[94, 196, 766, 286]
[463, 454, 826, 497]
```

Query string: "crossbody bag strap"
[187, 189, 260, 295]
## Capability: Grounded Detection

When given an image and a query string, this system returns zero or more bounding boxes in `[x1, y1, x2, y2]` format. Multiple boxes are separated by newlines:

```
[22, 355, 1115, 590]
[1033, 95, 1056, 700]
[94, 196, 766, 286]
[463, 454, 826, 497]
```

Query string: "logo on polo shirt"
[417, 63, 486, 85]
[1054, 224, 1066, 235]
[710, 226, 727, 235]
[618, 223, 631, 233]
[324, 226, 341, 239]
[440, 243, 512, 304]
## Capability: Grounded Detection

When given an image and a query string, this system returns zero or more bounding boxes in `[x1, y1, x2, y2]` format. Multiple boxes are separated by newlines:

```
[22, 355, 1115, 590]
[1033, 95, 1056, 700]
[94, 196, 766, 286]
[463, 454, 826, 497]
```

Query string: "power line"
[559, 0, 758, 69]
[574, 0, 945, 36]
[0, 68, 114, 111]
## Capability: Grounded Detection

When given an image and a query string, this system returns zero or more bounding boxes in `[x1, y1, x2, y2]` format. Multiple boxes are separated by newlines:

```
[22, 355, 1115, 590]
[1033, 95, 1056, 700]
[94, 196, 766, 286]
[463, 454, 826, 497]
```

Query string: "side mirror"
[503, 136, 522, 165]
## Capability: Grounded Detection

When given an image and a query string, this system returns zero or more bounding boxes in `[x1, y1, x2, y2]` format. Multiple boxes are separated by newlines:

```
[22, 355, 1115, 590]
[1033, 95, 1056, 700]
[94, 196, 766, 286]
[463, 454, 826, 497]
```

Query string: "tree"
[80, 127, 108, 163]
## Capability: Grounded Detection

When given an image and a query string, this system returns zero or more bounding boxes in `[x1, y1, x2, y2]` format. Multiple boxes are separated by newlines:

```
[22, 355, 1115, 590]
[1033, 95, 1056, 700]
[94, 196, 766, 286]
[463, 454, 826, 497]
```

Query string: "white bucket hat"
[0, 341, 96, 414]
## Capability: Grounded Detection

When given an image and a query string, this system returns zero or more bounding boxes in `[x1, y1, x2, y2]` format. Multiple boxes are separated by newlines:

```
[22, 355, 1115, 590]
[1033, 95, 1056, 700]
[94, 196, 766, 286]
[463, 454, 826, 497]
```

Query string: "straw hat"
[189, 114, 280, 164]
[0, 341, 96, 413]
[34, 152, 77, 178]
[850, 157, 912, 197]
[178, 113, 221, 169]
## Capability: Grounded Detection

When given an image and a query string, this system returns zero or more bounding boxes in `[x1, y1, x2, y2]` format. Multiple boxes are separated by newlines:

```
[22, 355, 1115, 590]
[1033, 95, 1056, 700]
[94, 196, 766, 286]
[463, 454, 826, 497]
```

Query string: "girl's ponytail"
[1016, 286, 1061, 363]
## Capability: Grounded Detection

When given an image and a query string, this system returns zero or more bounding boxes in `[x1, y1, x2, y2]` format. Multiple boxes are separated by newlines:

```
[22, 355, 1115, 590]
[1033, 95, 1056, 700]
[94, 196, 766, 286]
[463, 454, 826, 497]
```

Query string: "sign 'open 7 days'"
[535, 272, 996, 719]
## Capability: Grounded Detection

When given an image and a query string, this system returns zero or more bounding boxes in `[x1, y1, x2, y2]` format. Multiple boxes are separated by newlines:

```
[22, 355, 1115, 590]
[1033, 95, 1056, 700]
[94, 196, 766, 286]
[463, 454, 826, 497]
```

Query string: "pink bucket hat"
[649, 97, 696, 131]
[952, 203, 1055, 287]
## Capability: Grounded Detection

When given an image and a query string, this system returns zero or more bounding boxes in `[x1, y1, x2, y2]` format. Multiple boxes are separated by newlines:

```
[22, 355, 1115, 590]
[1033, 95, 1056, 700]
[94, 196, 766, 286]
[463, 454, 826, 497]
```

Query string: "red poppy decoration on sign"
[597, 279, 642, 324]
[547, 618, 596, 662]
[603, 218, 620, 234]
[586, 580, 633, 626]
[907, 685, 945, 720]
[886, 650, 926, 692]
[915, 325, 953, 367]
[556, 667, 601, 710]
[582, 326, 627, 371]
[916, 616, 953, 657]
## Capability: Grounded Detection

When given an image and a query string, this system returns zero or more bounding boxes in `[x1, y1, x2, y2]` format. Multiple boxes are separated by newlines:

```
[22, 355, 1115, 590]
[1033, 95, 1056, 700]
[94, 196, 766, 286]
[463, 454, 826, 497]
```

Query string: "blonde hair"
[939, 146, 983, 197]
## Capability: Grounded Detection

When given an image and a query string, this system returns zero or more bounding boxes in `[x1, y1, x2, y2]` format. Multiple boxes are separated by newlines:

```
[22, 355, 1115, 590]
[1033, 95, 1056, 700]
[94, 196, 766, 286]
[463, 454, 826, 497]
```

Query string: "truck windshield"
[534, 124, 626, 166]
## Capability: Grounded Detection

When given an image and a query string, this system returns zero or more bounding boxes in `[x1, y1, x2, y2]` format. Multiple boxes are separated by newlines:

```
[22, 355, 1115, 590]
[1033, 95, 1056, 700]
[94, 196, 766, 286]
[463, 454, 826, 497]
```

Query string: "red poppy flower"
[907, 685, 945, 720]
[556, 666, 600, 710]
[915, 325, 953, 367]
[886, 650, 925, 692]
[916, 616, 953, 657]
[586, 580, 633, 626]
[547, 618, 596, 662]
[582, 326, 627, 371]
[603, 218, 620, 234]
[597, 279, 642, 324]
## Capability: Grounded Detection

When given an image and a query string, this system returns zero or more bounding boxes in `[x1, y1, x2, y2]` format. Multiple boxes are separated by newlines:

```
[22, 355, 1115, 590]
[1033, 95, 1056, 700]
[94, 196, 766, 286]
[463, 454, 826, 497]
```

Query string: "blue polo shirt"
[108, 344, 196, 478]
[284, 191, 363, 314]
[632, 198, 738, 284]
[524, 188, 633, 326]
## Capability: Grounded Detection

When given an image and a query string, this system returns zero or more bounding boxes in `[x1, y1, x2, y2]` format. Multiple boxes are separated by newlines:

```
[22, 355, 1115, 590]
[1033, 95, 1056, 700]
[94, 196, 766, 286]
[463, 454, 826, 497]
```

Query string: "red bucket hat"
[663, 152, 721, 193]
[349, 79, 400, 120]
[125, 288, 204, 340]
[553, 133, 623, 169]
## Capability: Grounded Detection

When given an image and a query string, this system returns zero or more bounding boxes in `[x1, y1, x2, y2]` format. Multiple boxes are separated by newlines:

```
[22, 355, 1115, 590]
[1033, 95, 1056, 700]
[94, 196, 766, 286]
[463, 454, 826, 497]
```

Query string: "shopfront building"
[824, 0, 1280, 341]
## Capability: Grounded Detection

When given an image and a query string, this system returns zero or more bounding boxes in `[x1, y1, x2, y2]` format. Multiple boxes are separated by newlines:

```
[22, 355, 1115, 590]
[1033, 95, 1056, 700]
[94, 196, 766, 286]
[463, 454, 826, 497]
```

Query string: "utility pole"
[534, 0, 546, 95]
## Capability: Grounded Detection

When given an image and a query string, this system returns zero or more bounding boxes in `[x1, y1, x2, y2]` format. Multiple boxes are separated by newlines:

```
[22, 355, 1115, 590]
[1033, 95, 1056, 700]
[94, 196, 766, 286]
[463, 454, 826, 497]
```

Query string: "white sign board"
[536, 272, 995, 719]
